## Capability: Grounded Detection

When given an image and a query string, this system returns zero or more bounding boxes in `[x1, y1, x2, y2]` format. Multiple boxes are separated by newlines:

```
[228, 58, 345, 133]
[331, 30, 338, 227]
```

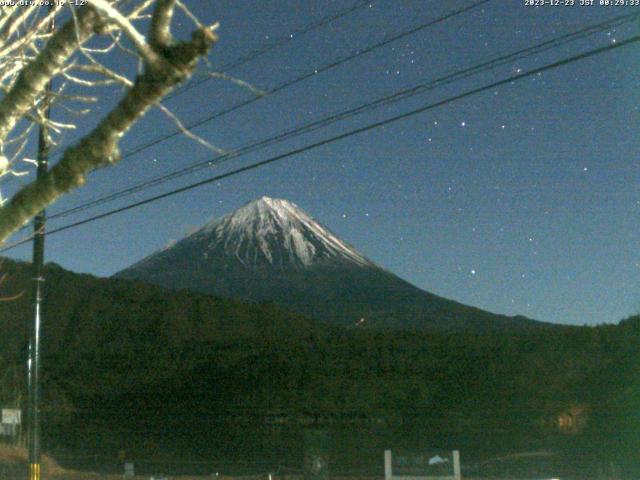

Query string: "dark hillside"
[0, 258, 637, 476]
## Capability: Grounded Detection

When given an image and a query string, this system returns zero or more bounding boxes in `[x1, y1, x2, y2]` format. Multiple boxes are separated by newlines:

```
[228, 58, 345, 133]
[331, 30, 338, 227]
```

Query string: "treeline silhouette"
[0, 258, 638, 475]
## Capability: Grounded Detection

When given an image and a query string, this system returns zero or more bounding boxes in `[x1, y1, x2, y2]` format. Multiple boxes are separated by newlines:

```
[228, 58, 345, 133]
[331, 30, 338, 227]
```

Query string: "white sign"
[2, 409, 21, 425]
[385, 450, 461, 480]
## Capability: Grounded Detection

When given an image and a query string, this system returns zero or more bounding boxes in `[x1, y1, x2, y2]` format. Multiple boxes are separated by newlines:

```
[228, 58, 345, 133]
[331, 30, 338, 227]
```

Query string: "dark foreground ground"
[0, 443, 627, 480]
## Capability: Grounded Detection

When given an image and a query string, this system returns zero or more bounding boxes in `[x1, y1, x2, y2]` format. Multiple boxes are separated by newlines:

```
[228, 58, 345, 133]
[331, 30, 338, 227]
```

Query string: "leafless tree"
[0, 0, 218, 244]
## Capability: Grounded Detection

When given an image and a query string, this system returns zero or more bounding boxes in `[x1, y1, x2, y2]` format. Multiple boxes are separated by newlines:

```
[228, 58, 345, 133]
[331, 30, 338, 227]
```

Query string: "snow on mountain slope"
[117, 196, 545, 332]
[153, 196, 374, 269]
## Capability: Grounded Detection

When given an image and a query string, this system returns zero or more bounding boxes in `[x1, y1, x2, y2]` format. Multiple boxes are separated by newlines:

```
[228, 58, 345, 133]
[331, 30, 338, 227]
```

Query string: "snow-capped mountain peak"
[116, 196, 542, 332]
[192, 196, 372, 268]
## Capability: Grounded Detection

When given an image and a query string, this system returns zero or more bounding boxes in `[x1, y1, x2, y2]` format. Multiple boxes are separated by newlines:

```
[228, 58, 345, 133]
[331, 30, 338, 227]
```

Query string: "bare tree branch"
[0, 16, 218, 242]
[150, 0, 176, 48]
[88, 0, 163, 67]
[0, 7, 98, 145]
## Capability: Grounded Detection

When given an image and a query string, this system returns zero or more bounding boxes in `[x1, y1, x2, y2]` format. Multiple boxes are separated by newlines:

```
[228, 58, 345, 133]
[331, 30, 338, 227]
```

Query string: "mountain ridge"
[127, 196, 375, 272]
[117, 196, 547, 332]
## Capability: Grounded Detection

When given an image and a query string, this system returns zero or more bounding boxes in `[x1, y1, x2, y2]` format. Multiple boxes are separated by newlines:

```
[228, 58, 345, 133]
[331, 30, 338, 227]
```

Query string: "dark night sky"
[3, 0, 640, 326]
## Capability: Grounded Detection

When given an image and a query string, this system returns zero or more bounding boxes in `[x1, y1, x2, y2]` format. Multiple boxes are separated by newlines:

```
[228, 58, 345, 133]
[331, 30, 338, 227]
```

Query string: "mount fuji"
[116, 196, 543, 331]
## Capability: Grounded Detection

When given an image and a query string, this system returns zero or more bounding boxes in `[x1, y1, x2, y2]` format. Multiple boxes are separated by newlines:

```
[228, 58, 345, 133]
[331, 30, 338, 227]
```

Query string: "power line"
[166, 0, 376, 101]
[31, 0, 376, 166]
[44, 0, 491, 167]
[46, 10, 640, 221]
[2, 33, 636, 253]
[3, 0, 489, 214]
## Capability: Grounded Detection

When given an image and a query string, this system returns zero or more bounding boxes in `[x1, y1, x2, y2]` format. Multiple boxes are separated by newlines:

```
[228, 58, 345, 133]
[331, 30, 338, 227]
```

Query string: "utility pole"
[28, 9, 53, 480]
[28, 93, 50, 480]
[28, 86, 50, 480]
